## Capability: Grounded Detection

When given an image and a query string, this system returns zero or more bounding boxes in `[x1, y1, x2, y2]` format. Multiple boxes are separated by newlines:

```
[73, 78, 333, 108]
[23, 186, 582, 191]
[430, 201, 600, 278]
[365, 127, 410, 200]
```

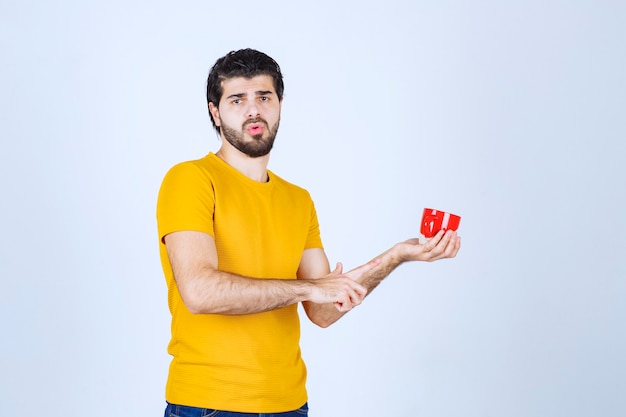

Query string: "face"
[209, 75, 282, 158]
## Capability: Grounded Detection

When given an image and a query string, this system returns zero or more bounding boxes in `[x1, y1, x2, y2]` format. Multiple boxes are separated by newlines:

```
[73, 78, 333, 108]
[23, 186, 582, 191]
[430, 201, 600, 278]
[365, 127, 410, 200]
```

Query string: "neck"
[215, 145, 270, 183]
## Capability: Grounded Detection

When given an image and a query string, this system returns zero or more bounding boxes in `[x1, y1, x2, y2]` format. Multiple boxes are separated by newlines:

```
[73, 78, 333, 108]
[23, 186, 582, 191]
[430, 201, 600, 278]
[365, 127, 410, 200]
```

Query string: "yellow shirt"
[156, 153, 323, 412]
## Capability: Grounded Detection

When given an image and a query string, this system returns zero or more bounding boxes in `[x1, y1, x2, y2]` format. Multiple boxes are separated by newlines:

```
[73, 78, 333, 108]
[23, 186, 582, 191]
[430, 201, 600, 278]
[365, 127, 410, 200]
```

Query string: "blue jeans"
[164, 402, 308, 417]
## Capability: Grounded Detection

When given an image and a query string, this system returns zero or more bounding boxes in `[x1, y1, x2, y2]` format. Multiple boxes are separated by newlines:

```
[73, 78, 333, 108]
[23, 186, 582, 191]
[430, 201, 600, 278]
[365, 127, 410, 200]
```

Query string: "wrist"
[296, 279, 317, 303]
[388, 243, 406, 265]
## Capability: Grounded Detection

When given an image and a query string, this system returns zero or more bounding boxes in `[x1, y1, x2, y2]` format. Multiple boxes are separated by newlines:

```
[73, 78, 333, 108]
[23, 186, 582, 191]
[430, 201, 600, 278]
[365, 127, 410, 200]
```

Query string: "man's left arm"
[298, 229, 461, 328]
[356, 229, 461, 292]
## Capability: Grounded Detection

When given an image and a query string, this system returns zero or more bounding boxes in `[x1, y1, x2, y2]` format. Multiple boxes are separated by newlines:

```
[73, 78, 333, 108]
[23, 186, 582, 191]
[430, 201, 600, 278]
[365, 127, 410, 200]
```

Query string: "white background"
[1, 1, 625, 416]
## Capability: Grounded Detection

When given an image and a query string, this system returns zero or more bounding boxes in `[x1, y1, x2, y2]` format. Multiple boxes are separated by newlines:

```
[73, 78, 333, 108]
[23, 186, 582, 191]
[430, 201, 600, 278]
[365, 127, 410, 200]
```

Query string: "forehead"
[220, 75, 276, 97]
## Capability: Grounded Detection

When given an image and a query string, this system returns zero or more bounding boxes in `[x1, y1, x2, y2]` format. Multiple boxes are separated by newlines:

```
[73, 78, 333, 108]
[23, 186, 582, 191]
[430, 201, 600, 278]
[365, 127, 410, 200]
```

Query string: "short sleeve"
[304, 199, 324, 249]
[157, 161, 215, 243]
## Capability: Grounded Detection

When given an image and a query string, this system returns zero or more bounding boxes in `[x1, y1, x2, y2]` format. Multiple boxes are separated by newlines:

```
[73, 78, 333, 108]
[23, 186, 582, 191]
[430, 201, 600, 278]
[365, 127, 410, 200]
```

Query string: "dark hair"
[206, 48, 284, 133]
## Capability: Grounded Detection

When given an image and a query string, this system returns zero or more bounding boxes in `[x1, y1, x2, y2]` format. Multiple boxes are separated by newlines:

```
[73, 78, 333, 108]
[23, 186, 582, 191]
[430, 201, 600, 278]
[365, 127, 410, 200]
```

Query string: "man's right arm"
[164, 230, 374, 315]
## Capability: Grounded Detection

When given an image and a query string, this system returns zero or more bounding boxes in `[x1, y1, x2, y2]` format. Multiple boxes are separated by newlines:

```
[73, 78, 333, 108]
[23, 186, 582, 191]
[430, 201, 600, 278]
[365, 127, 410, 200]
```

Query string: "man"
[157, 48, 461, 417]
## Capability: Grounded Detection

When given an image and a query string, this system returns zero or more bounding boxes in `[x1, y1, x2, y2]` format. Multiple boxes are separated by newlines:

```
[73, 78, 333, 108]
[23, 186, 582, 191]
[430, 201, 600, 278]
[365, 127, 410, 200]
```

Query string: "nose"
[245, 100, 260, 118]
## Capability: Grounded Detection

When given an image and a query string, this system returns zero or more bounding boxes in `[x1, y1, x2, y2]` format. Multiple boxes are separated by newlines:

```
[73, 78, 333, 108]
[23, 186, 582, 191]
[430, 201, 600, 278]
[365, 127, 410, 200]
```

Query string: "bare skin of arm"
[163, 230, 377, 315]
[299, 229, 461, 328]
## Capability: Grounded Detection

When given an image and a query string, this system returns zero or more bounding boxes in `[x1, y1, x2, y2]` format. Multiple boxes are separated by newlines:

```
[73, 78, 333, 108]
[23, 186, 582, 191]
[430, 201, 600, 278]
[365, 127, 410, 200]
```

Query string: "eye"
[259, 96, 269, 102]
[232, 99, 243, 104]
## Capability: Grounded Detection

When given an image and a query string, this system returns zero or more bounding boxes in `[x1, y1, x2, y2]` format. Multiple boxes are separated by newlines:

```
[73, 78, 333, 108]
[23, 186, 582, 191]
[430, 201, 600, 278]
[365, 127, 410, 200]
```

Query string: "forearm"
[351, 231, 461, 294]
[302, 301, 347, 328]
[183, 270, 312, 315]
[356, 244, 404, 294]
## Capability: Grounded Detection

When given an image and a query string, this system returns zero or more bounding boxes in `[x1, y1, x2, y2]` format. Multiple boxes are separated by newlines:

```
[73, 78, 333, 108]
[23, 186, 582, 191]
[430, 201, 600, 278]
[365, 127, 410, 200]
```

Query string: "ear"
[208, 102, 221, 127]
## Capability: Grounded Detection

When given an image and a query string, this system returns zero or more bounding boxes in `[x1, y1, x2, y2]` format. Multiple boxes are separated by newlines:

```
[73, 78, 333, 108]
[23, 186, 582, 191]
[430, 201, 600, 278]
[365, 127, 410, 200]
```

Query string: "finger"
[420, 231, 450, 261]
[433, 232, 460, 260]
[331, 262, 344, 276]
[351, 281, 367, 297]
[334, 284, 364, 311]
[334, 299, 353, 312]
[444, 233, 459, 256]
[349, 289, 365, 306]
[348, 281, 367, 305]
[345, 258, 380, 280]
[424, 229, 446, 251]
[423, 231, 447, 257]
[447, 235, 461, 257]
[343, 288, 361, 308]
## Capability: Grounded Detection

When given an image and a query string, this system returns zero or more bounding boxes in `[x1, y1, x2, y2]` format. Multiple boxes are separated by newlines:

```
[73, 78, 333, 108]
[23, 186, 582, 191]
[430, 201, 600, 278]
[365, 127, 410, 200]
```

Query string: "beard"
[221, 117, 280, 158]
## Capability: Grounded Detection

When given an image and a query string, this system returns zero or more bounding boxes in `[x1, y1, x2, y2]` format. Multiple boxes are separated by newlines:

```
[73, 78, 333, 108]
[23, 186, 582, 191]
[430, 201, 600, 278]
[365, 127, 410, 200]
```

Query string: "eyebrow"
[225, 90, 274, 100]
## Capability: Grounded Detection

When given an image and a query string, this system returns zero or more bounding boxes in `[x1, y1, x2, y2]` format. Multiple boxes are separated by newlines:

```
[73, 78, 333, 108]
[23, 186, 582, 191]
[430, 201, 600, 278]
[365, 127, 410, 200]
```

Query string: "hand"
[309, 262, 377, 312]
[397, 229, 461, 262]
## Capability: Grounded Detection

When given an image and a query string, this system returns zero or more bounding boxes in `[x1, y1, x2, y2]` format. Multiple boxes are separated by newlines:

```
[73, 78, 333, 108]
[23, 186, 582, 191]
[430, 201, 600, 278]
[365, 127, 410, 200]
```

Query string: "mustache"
[243, 117, 268, 129]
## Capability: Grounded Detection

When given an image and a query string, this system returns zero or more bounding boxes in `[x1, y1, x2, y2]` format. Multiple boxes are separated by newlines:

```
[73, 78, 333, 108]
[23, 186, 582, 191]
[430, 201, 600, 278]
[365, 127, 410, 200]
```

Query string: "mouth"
[246, 123, 264, 136]
[244, 118, 267, 137]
